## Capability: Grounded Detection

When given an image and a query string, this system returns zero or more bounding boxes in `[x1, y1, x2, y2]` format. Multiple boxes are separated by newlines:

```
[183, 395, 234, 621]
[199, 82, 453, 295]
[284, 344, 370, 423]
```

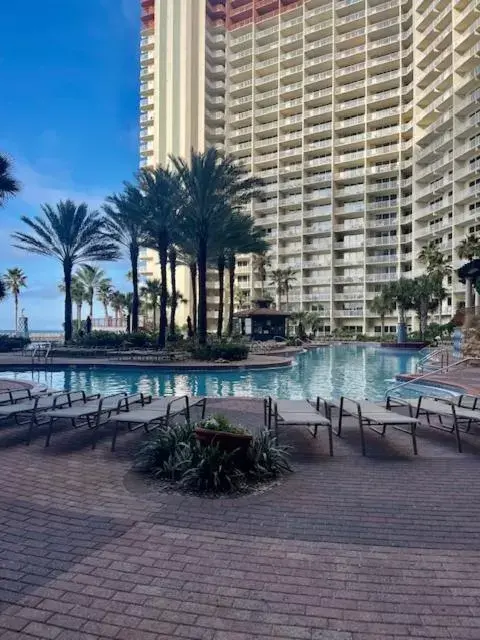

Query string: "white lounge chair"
[333, 397, 421, 456]
[108, 395, 207, 451]
[0, 391, 92, 444]
[264, 396, 333, 455]
[42, 392, 149, 448]
[387, 395, 480, 453]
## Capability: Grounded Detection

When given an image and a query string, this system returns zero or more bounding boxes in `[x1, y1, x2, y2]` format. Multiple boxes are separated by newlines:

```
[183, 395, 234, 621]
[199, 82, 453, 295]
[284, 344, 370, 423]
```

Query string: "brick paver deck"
[0, 398, 480, 639]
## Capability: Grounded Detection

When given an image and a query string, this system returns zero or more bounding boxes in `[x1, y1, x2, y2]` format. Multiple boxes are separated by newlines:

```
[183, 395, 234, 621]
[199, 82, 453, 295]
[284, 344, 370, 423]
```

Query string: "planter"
[195, 427, 252, 453]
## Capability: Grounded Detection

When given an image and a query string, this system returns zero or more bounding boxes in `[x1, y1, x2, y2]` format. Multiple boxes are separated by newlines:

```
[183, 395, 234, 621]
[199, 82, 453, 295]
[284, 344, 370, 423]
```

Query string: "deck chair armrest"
[86, 393, 101, 400]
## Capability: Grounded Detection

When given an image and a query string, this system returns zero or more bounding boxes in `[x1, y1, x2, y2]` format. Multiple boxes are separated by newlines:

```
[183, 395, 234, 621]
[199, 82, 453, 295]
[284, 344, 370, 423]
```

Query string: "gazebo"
[233, 299, 290, 342]
[457, 259, 480, 312]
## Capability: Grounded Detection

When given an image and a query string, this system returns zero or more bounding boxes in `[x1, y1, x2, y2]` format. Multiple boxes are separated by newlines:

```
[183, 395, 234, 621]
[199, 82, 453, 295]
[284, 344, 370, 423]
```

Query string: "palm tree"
[281, 267, 297, 308]
[110, 290, 125, 323]
[172, 147, 265, 344]
[458, 234, 480, 261]
[139, 167, 180, 348]
[419, 242, 452, 322]
[411, 276, 444, 340]
[382, 278, 415, 340]
[97, 280, 113, 319]
[71, 277, 86, 331]
[306, 311, 325, 337]
[76, 265, 110, 318]
[252, 253, 271, 297]
[103, 184, 145, 332]
[120, 292, 134, 333]
[0, 153, 20, 206]
[369, 293, 394, 338]
[168, 245, 178, 337]
[235, 288, 248, 310]
[141, 278, 162, 328]
[3, 267, 27, 330]
[11, 200, 119, 342]
[270, 269, 285, 308]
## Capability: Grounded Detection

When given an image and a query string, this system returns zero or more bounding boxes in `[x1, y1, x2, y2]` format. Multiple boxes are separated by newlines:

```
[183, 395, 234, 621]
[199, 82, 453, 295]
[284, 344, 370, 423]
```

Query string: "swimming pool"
[0, 345, 440, 401]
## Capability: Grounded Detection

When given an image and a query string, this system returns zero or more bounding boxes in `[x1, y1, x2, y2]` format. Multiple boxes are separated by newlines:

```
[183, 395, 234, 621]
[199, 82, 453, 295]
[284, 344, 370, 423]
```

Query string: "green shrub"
[135, 421, 291, 494]
[0, 336, 30, 352]
[73, 331, 158, 349]
[191, 341, 249, 361]
[200, 414, 250, 435]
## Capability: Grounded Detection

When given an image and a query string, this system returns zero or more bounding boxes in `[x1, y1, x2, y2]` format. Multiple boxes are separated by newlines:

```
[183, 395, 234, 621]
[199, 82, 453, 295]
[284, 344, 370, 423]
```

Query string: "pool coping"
[394, 374, 470, 396]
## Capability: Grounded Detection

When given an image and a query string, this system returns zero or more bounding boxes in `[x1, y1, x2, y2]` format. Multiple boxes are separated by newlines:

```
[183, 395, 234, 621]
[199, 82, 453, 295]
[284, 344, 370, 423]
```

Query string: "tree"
[3, 267, 27, 330]
[457, 234, 480, 261]
[140, 167, 180, 348]
[11, 200, 119, 342]
[411, 276, 444, 340]
[168, 245, 178, 337]
[281, 267, 297, 308]
[235, 288, 248, 310]
[382, 278, 415, 325]
[141, 278, 162, 328]
[369, 292, 394, 338]
[0, 153, 20, 207]
[120, 292, 134, 333]
[418, 242, 452, 322]
[97, 280, 113, 319]
[252, 253, 270, 297]
[270, 269, 285, 308]
[71, 277, 86, 331]
[110, 290, 125, 322]
[76, 265, 110, 318]
[172, 147, 265, 344]
[0, 280, 7, 305]
[104, 184, 146, 333]
[306, 311, 325, 337]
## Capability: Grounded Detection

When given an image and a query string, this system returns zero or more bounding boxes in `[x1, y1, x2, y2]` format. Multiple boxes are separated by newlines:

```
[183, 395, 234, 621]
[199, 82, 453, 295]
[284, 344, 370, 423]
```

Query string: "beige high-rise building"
[139, 0, 480, 335]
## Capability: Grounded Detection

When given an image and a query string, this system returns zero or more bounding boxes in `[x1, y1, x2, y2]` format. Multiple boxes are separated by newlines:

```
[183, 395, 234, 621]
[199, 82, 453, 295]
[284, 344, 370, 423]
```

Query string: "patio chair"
[0, 390, 92, 444]
[332, 397, 421, 456]
[387, 395, 480, 453]
[42, 392, 150, 449]
[108, 395, 207, 451]
[264, 396, 333, 455]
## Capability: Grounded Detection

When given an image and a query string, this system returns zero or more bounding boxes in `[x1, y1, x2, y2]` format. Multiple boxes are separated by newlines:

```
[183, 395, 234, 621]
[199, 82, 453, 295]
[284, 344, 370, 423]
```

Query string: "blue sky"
[0, 0, 140, 329]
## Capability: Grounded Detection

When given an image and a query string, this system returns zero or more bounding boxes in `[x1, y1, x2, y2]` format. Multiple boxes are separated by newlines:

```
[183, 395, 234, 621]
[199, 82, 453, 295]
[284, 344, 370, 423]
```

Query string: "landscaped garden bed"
[135, 415, 291, 495]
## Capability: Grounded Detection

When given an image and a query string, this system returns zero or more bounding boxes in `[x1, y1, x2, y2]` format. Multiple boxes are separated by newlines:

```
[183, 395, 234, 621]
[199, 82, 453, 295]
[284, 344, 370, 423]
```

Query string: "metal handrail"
[385, 357, 473, 398]
[415, 348, 450, 373]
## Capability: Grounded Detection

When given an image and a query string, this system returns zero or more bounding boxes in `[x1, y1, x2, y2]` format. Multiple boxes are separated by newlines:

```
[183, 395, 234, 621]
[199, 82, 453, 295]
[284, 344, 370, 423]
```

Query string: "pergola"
[457, 259, 480, 311]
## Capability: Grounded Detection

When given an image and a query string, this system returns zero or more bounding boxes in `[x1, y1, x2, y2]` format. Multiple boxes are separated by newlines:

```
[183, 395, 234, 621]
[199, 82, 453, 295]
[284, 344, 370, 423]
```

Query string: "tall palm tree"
[139, 167, 180, 348]
[168, 245, 178, 337]
[177, 243, 198, 335]
[11, 200, 118, 342]
[110, 290, 125, 322]
[252, 253, 270, 297]
[0, 153, 20, 206]
[103, 184, 145, 332]
[369, 293, 394, 338]
[97, 280, 113, 319]
[172, 147, 265, 344]
[76, 265, 110, 318]
[270, 269, 285, 309]
[458, 234, 480, 261]
[71, 276, 86, 331]
[120, 292, 134, 333]
[3, 267, 27, 330]
[141, 278, 162, 328]
[281, 267, 297, 308]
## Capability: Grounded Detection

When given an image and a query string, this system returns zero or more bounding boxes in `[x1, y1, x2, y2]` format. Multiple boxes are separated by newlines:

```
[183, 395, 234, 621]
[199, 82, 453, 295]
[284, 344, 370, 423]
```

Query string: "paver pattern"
[0, 398, 479, 640]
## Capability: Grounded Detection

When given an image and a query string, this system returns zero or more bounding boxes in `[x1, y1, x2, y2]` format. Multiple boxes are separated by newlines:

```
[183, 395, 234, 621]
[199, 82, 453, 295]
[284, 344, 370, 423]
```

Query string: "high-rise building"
[139, 0, 480, 335]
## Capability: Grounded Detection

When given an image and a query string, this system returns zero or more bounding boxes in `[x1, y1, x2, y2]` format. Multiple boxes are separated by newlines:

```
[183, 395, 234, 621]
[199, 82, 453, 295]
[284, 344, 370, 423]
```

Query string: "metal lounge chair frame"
[109, 395, 207, 451]
[264, 396, 333, 456]
[334, 397, 420, 456]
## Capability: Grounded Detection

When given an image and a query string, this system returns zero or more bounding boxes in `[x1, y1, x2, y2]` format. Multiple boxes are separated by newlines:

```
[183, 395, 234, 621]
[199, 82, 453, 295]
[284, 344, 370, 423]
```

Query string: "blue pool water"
[0, 345, 443, 401]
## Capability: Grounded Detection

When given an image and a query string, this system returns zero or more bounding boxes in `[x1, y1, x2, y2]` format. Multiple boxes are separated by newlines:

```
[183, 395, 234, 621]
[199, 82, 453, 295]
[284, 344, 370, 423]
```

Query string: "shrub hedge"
[0, 336, 30, 352]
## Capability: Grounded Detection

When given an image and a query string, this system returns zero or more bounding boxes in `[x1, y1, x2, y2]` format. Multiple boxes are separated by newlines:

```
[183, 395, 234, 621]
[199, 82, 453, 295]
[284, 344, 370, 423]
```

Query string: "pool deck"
[396, 367, 480, 396]
[0, 398, 480, 639]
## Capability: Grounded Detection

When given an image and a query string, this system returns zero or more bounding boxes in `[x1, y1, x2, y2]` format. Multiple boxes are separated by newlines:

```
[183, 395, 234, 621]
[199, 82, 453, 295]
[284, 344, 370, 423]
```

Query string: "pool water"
[0, 345, 436, 401]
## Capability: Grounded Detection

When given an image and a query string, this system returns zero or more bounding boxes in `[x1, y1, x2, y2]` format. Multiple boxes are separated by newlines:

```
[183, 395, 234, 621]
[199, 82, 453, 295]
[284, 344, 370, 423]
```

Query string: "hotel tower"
[139, 0, 480, 334]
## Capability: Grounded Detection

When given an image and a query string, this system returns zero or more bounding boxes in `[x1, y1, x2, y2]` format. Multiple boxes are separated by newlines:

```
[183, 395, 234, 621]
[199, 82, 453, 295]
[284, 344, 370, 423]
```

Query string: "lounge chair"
[108, 395, 207, 451]
[42, 392, 149, 448]
[0, 391, 92, 444]
[264, 397, 333, 455]
[387, 395, 480, 453]
[332, 397, 421, 456]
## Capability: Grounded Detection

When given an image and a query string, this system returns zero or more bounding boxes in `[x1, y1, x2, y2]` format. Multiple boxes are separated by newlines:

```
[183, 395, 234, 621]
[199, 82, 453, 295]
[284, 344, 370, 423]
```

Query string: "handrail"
[415, 348, 450, 373]
[385, 357, 473, 398]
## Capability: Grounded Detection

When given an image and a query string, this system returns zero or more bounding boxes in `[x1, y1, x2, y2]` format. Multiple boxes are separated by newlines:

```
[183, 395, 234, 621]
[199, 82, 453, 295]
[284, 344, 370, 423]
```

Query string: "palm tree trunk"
[227, 260, 236, 337]
[76, 303, 82, 330]
[169, 247, 177, 336]
[89, 297, 93, 319]
[197, 244, 208, 345]
[159, 247, 168, 349]
[14, 293, 18, 331]
[190, 261, 197, 336]
[63, 261, 73, 343]
[380, 315, 385, 339]
[217, 256, 225, 338]
[103, 303, 109, 319]
[153, 302, 157, 329]
[131, 245, 139, 332]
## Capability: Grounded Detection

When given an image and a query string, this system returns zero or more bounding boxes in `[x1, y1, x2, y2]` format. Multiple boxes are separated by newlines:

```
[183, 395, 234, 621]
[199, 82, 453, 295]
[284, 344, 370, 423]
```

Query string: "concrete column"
[475, 288, 480, 315]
